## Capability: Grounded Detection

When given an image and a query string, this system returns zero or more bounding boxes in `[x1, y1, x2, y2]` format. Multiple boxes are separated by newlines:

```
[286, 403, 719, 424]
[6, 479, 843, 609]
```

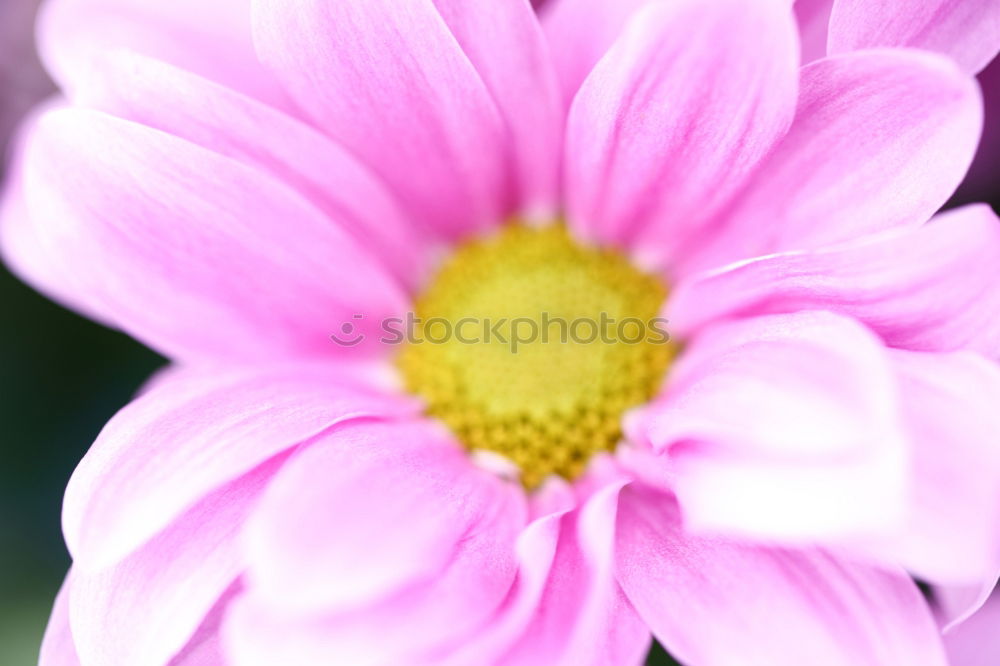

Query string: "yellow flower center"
[398, 224, 674, 488]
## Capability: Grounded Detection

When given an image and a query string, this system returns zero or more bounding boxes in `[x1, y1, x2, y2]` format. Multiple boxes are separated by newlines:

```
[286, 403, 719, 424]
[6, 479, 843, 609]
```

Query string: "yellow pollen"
[398, 224, 675, 489]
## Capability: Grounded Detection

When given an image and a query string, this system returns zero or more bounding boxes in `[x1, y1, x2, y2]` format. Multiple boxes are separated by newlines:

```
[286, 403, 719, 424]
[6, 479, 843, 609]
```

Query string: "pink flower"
[5, 0, 999, 664]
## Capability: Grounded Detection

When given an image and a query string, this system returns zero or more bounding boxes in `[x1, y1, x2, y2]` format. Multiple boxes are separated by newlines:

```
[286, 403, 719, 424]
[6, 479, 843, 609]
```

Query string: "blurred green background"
[0, 1, 997, 665]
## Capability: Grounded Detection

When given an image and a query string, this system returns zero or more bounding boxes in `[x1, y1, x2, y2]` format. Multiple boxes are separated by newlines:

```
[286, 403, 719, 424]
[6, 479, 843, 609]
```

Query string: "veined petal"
[68, 458, 282, 666]
[495, 481, 650, 666]
[829, 0, 1000, 74]
[38, 0, 291, 110]
[75, 51, 431, 290]
[63, 364, 416, 570]
[251, 0, 513, 237]
[565, 0, 799, 266]
[431, 0, 564, 216]
[20, 108, 409, 362]
[684, 49, 982, 273]
[616, 485, 948, 666]
[669, 205, 1000, 360]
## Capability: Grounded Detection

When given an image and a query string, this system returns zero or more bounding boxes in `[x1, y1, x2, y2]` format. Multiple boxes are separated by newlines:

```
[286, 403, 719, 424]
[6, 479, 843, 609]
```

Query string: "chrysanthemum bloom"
[6, 0, 1000, 664]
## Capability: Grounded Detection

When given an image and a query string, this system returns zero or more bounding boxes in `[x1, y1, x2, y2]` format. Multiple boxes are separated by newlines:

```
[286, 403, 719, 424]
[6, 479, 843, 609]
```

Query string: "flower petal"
[251, 0, 512, 236]
[64, 363, 416, 570]
[626, 311, 906, 541]
[670, 204, 1000, 360]
[944, 592, 1000, 666]
[539, 0, 648, 103]
[75, 51, 431, 289]
[39, 575, 80, 666]
[887, 350, 1000, 587]
[19, 108, 409, 362]
[616, 484, 949, 666]
[242, 419, 526, 614]
[495, 481, 650, 666]
[430, 0, 564, 216]
[226, 420, 526, 665]
[38, 0, 290, 110]
[829, 0, 1000, 74]
[68, 458, 282, 666]
[684, 49, 982, 273]
[565, 0, 799, 261]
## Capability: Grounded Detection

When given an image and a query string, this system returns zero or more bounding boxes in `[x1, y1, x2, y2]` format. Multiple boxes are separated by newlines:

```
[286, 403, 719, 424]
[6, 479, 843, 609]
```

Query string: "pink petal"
[538, 0, 649, 104]
[225, 421, 526, 665]
[565, 0, 799, 261]
[242, 419, 526, 614]
[829, 0, 1000, 75]
[670, 204, 1000, 359]
[495, 481, 650, 666]
[250, 0, 512, 237]
[796, 0, 835, 65]
[944, 592, 1000, 666]
[0, 99, 116, 326]
[626, 311, 907, 541]
[432, 485, 574, 666]
[75, 51, 431, 289]
[19, 108, 409, 362]
[68, 458, 281, 666]
[684, 49, 982, 273]
[616, 484, 949, 666]
[430, 0, 564, 216]
[38, 0, 291, 111]
[39, 575, 80, 666]
[64, 363, 416, 570]
[887, 350, 1000, 591]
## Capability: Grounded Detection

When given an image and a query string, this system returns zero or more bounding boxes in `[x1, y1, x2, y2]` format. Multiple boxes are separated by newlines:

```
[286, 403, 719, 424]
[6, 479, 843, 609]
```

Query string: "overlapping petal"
[670, 204, 1000, 359]
[829, 0, 1000, 74]
[63, 364, 416, 569]
[251, 0, 517, 236]
[17, 108, 409, 362]
[616, 485, 949, 666]
[565, 0, 799, 265]
[38, 0, 291, 110]
[683, 49, 982, 273]
[626, 311, 907, 541]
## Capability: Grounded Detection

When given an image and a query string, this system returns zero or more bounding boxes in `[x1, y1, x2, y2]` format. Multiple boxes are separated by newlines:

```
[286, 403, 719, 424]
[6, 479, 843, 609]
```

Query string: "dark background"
[1, 1, 997, 664]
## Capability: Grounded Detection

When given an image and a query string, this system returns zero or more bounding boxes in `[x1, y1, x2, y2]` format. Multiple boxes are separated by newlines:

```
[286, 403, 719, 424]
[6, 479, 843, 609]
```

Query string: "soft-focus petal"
[886, 351, 1000, 594]
[944, 592, 1000, 666]
[75, 51, 430, 289]
[18, 108, 408, 362]
[64, 364, 416, 570]
[68, 458, 282, 666]
[496, 481, 650, 666]
[565, 0, 798, 263]
[251, 0, 511, 237]
[684, 49, 982, 273]
[616, 484, 949, 666]
[796, 0, 835, 64]
[38, 575, 80, 666]
[626, 311, 906, 541]
[829, 0, 1000, 74]
[242, 419, 525, 613]
[226, 421, 526, 666]
[670, 204, 1000, 359]
[539, 0, 648, 103]
[38, 0, 291, 110]
[430, 0, 564, 216]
